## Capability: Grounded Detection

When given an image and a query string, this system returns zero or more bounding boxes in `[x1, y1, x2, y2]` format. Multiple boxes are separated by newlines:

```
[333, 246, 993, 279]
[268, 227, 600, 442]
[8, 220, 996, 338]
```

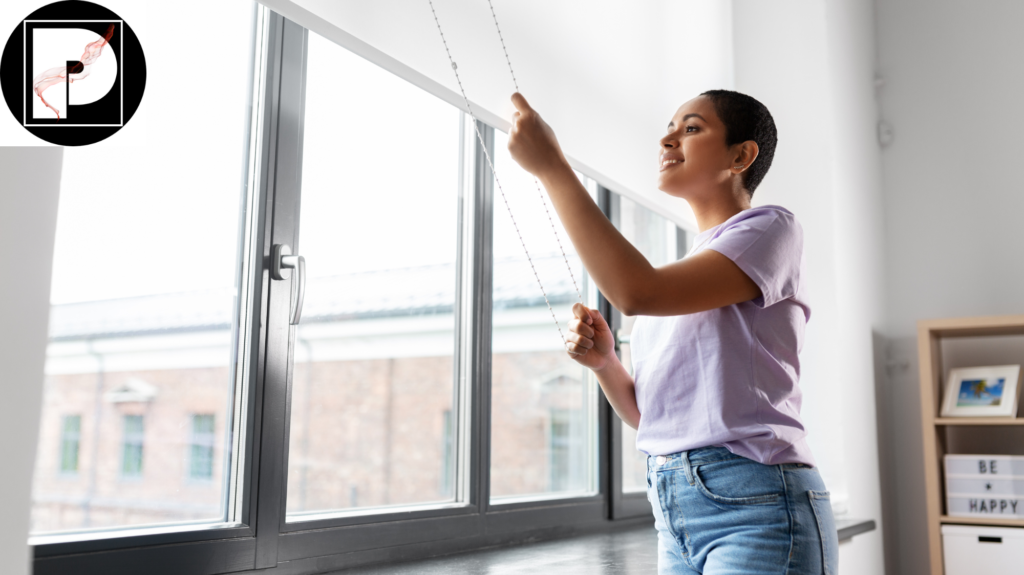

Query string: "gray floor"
[335, 524, 659, 574]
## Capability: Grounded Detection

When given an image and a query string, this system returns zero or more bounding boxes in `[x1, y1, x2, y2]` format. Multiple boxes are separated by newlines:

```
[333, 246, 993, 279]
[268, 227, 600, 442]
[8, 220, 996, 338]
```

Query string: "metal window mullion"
[224, 0, 270, 534]
[251, 11, 308, 570]
[599, 185, 653, 520]
[470, 120, 495, 514]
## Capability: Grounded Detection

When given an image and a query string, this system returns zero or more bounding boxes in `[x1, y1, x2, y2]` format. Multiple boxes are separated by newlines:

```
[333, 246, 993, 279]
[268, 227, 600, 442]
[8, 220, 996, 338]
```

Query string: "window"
[440, 409, 455, 497]
[30, 0, 258, 540]
[189, 415, 216, 480]
[489, 130, 599, 502]
[608, 192, 691, 493]
[58, 415, 80, 475]
[284, 28, 462, 520]
[549, 408, 585, 491]
[29, 7, 705, 572]
[121, 415, 144, 478]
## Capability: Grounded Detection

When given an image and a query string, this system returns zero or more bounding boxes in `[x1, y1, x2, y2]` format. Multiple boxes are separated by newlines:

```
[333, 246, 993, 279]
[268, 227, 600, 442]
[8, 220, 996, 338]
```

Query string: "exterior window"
[30, 0, 256, 537]
[609, 192, 689, 492]
[121, 415, 144, 478]
[488, 128, 598, 501]
[189, 415, 216, 480]
[548, 408, 584, 491]
[59, 415, 81, 474]
[284, 28, 462, 519]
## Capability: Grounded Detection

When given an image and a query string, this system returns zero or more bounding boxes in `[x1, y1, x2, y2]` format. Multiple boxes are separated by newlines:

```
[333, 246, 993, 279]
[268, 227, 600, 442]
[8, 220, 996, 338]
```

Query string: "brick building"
[32, 256, 594, 534]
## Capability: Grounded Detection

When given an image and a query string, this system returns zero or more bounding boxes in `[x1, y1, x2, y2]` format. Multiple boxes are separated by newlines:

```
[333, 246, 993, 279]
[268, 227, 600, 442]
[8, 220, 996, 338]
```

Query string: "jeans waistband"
[647, 446, 741, 472]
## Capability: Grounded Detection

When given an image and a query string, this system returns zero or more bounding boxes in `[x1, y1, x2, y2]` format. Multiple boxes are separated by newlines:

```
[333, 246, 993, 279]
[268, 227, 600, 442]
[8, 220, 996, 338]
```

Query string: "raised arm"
[507, 93, 760, 317]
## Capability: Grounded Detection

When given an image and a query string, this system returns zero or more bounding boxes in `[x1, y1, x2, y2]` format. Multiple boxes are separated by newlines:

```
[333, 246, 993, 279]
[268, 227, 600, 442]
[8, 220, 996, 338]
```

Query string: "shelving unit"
[917, 314, 1024, 575]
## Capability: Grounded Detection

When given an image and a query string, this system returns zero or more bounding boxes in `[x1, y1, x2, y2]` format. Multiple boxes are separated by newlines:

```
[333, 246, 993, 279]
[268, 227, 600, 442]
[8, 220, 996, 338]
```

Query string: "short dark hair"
[700, 89, 777, 195]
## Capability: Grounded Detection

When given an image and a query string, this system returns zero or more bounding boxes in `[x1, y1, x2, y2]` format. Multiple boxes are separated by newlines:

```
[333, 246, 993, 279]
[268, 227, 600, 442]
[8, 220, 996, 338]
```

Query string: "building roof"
[49, 255, 582, 341]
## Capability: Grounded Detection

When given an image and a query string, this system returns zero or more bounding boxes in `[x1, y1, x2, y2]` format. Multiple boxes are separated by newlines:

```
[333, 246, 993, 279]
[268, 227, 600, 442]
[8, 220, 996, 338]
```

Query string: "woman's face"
[657, 96, 741, 199]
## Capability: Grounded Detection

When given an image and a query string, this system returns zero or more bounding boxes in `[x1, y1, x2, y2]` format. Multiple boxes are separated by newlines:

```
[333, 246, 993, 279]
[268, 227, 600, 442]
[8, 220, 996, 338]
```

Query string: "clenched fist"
[565, 303, 616, 372]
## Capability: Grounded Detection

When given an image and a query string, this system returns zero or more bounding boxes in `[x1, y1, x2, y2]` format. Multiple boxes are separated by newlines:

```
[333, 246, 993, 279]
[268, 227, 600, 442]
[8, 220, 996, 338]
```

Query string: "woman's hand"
[565, 303, 616, 372]
[508, 92, 570, 179]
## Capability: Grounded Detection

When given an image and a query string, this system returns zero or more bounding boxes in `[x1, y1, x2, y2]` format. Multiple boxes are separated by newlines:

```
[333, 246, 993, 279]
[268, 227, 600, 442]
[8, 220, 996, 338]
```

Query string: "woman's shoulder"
[712, 205, 802, 240]
[729, 204, 796, 225]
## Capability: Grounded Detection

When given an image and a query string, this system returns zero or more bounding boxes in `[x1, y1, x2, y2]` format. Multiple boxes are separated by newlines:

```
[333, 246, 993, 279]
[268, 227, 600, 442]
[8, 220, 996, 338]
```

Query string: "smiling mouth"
[660, 159, 682, 172]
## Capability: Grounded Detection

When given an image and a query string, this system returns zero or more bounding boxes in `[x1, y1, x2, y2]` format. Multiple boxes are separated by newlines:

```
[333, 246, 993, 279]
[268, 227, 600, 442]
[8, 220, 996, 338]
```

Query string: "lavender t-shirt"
[631, 205, 815, 466]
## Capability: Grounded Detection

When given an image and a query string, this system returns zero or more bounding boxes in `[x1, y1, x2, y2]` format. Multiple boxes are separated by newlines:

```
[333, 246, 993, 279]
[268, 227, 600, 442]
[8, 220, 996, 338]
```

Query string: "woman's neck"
[690, 188, 752, 233]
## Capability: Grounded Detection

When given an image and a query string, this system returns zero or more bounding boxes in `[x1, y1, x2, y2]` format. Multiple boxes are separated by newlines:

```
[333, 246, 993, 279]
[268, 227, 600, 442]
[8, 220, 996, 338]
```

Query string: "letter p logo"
[1, 1, 145, 146]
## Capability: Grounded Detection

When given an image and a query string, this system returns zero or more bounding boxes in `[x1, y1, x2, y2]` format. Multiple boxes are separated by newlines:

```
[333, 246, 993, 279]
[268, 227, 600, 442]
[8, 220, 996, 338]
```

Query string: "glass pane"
[489, 130, 598, 501]
[612, 194, 681, 492]
[30, 1, 257, 537]
[285, 30, 461, 519]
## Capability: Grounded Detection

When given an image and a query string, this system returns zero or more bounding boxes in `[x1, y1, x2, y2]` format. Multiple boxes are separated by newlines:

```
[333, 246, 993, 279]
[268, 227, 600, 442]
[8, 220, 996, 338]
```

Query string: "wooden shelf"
[919, 314, 1024, 337]
[940, 515, 1024, 528]
[917, 314, 1024, 574]
[934, 417, 1024, 426]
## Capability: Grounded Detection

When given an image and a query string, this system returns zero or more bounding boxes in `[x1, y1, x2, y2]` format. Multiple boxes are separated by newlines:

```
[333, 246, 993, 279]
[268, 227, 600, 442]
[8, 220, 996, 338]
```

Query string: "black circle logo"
[0, 1, 146, 146]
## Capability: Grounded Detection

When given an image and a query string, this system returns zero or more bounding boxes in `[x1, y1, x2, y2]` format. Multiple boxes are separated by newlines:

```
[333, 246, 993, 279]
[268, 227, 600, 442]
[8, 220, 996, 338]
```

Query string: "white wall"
[732, 0, 887, 572]
[0, 147, 64, 575]
[259, 0, 736, 230]
[874, 1, 1024, 573]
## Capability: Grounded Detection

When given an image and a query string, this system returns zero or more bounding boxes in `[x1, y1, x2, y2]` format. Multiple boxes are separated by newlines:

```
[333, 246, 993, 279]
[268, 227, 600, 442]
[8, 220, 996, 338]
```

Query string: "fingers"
[566, 330, 594, 350]
[568, 317, 595, 339]
[572, 302, 594, 325]
[511, 91, 533, 113]
[565, 341, 589, 356]
[589, 308, 609, 329]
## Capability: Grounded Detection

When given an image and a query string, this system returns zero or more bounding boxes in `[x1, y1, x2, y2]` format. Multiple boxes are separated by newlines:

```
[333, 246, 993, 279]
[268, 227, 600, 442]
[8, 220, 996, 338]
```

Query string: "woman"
[507, 89, 838, 574]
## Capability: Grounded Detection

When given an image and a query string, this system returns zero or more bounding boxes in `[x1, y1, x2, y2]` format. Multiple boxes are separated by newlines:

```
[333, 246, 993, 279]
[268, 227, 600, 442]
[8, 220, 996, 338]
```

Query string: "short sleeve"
[704, 208, 803, 308]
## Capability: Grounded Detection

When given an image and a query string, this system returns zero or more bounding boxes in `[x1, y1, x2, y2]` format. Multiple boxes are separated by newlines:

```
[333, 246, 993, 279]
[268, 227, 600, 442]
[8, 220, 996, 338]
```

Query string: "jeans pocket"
[692, 460, 783, 506]
[808, 490, 839, 575]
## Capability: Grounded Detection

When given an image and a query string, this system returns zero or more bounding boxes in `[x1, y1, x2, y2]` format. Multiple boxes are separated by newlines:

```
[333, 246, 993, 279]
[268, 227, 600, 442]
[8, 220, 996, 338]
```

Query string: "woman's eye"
[685, 126, 698, 133]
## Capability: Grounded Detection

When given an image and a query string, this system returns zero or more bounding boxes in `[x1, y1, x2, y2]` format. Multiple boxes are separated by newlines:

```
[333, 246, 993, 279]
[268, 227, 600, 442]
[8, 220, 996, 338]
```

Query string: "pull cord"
[427, 0, 583, 349]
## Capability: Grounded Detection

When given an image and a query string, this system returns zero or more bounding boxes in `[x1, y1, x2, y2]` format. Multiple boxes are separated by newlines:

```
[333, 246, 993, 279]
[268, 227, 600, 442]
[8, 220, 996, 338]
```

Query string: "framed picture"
[940, 365, 1022, 418]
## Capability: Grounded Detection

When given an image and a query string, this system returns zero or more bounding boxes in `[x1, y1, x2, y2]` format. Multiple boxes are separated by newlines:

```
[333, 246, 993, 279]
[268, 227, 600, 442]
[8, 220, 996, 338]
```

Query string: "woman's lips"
[659, 158, 683, 172]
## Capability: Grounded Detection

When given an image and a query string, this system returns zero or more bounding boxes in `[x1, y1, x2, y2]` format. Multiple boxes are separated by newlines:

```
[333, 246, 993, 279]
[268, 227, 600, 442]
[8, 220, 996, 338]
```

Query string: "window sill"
[836, 518, 876, 542]
[278, 517, 878, 574]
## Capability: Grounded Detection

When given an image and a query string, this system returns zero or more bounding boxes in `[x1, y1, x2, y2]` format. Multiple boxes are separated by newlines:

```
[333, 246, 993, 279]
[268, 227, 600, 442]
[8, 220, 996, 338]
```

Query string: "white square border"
[22, 19, 124, 127]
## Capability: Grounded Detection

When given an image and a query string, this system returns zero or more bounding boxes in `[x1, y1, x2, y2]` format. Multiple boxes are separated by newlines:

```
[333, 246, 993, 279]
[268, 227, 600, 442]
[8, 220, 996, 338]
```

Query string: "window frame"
[602, 187, 694, 520]
[32, 3, 275, 571]
[31, 8, 665, 575]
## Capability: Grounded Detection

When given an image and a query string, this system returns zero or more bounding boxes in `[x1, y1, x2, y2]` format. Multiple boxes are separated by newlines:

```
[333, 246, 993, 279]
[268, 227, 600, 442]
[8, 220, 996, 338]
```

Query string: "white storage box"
[942, 524, 1024, 575]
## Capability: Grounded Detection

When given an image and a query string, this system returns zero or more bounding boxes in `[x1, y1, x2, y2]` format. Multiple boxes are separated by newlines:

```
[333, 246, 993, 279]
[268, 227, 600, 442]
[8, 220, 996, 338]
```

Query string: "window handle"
[271, 244, 306, 325]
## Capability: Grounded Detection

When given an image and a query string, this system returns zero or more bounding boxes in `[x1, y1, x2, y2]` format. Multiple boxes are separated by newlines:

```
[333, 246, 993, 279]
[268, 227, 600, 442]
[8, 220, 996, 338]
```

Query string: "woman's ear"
[731, 141, 760, 173]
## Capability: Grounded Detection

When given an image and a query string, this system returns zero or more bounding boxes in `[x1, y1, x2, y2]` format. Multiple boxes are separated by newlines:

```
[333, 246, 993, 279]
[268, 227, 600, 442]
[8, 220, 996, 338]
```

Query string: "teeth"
[661, 159, 682, 166]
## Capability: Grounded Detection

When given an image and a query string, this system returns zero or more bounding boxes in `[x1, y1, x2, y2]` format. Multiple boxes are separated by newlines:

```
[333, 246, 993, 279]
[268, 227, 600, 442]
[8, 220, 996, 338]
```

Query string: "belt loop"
[681, 451, 695, 486]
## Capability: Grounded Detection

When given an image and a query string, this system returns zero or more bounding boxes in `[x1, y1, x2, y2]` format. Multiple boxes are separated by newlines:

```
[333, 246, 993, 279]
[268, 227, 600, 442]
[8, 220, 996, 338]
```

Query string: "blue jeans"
[646, 447, 839, 574]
